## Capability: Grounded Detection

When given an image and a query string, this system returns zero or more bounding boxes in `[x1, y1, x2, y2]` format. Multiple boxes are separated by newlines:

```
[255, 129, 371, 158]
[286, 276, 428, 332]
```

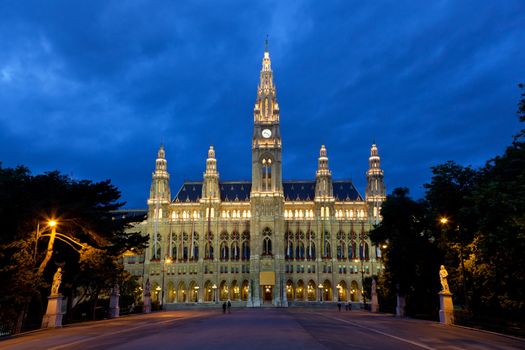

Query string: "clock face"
[262, 129, 272, 138]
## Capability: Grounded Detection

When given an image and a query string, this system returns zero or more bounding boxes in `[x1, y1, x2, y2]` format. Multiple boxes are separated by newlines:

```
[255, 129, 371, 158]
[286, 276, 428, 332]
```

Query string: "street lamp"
[318, 283, 323, 302]
[194, 286, 199, 303]
[439, 217, 469, 309]
[212, 284, 217, 303]
[161, 257, 172, 308]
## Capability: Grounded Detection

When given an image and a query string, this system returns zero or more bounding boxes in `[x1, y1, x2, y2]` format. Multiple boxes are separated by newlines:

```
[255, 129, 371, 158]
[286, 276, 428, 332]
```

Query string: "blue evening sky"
[1, 1, 524, 208]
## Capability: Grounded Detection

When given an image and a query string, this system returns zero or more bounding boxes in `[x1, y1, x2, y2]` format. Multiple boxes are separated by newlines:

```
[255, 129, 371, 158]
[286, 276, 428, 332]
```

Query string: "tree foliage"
[371, 85, 525, 325]
[0, 166, 148, 334]
[369, 188, 440, 318]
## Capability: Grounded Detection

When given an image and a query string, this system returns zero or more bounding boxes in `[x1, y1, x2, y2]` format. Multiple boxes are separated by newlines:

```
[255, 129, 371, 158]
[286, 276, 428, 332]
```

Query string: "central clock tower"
[251, 41, 283, 196]
[249, 40, 286, 307]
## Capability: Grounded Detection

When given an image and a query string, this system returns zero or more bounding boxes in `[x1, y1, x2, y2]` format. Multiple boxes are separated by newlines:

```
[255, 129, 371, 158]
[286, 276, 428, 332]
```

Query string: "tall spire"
[254, 39, 279, 123]
[265, 34, 269, 52]
[366, 143, 386, 224]
[202, 145, 220, 200]
[149, 144, 170, 203]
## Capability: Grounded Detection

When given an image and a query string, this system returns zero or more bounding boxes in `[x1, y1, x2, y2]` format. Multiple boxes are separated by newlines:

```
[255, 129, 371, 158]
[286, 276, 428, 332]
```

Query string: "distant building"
[123, 45, 386, 306]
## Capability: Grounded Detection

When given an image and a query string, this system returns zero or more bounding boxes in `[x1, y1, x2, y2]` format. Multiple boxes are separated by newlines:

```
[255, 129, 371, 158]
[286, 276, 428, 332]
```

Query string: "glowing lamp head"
[440, 217, 449, 225]
[48, 220, 57, 227]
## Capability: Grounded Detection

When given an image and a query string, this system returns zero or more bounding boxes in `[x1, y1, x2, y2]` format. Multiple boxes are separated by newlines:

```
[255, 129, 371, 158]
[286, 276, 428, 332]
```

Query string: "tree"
[465, 85, 525, 319]
[423, 161, 479, 309]
[369, 188, 441, 318]
[0, 165, 148, 333]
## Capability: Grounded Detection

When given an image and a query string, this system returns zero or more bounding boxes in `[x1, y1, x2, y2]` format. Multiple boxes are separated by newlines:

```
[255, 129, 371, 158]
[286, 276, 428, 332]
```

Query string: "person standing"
[337, 301, 342, 311]
[222, 302, 226, 314]
[227, 299, 232, 313]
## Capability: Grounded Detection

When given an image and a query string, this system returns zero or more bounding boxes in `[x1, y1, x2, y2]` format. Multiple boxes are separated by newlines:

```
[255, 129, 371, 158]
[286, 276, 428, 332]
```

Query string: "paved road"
[1, 308, 523, 350]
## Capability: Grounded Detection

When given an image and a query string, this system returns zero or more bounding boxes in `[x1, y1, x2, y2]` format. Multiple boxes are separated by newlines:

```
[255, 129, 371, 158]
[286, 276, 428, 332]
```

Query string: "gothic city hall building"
[123, 46, 386, 307]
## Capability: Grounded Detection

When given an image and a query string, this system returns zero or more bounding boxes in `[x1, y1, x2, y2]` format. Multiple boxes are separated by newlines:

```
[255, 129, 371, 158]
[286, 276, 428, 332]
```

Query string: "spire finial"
[265, 34, 269, 52]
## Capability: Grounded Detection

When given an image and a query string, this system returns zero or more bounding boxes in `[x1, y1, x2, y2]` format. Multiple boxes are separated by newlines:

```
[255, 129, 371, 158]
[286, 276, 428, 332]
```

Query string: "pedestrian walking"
[222, 302, 226, 314]
[227, 299, 232, 313]
[337, 301, 341, 311]
[344, 301, 349, 311]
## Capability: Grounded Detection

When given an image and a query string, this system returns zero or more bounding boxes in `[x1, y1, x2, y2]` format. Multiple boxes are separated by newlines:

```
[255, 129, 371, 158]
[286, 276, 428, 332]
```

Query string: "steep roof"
[173, 180, 362, 203]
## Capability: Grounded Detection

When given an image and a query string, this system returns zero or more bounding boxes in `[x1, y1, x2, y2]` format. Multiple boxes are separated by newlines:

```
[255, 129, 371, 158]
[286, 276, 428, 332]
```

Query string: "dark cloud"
[1, 0, 524, 208]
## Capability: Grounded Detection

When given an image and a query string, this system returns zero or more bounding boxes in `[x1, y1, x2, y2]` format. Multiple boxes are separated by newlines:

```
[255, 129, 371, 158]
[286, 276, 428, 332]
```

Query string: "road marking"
[310, 312, 437, 350]
[47, 316, 188, 350]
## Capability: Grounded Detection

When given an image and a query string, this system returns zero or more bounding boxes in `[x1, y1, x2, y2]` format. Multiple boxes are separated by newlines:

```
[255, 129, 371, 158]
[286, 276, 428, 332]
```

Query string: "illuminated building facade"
[123, 44, 386, 307]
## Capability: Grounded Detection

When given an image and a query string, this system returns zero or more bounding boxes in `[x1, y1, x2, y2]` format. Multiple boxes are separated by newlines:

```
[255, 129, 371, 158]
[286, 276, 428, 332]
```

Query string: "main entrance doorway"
[263, 285, 273, 303]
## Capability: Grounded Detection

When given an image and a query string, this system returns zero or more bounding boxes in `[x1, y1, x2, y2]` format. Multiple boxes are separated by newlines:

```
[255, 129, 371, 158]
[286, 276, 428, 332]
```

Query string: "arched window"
[324, 242, 331, 258]
[242, 240, 250, 260]
[193, 243, 199, 260]
[170, 234, 177, 259]
[261, 158, 272, 191]
[359, 242, 364, 259]
[284, 232, 293, 259]
[348, 241, 355, 259]
[364, 242, 370, 260]
[220, 241, 229, 260]
[231, 242, 240, 260]
[296, 241, 305, 260]
[337, 241, 345, 259]
[307, 242, 316, 260]
[263, 237, 272, 255]
[205, 242, 213, 260]
[183, 246, 188, 261]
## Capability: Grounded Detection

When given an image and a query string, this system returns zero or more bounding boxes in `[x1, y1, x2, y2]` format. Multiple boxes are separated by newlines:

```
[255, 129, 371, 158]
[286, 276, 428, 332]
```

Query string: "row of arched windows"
[152, 228, 370, 262]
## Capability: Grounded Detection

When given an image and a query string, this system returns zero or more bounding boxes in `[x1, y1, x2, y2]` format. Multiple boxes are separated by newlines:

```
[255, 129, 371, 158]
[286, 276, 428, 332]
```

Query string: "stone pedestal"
[109, 292, 120, 318]
[395, 294, 405, 317]
[143, 295, 152, 313]
[371, 292, 379, 313]
[439, 291, 454, 325]
[41, 295, 64, 328]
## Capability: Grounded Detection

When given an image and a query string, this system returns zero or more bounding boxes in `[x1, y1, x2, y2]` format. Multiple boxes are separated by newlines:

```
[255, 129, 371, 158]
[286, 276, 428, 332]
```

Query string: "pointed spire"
[149, 144, 170, 203]
[315, 145, 333, 199]
[369, 143, 380, 168]
[157, 144, 165, 159]
[265, 34, 269, 52]
[254, 40, 279, 122]
[208, 145, 215, 159]
[203, 145, 219, 200]
[318, 145, 330, 172]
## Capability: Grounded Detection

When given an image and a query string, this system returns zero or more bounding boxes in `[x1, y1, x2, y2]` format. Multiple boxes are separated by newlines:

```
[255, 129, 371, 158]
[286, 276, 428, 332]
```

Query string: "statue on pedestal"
[439, 265, 449, 293]
[51, 267, 62, 296]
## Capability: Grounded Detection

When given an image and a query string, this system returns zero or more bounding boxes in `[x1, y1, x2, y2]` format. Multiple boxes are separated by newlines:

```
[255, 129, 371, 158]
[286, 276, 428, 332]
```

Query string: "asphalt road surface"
[1, 308, 523, 350]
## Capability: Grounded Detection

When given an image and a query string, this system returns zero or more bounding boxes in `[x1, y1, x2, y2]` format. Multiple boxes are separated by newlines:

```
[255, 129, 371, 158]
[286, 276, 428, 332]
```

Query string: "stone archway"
[177, 281, 186, 303]
[219, 280, 229, 301]
[231, 280, 240, 300]
[167, 281, 175, 303]
[337, 280, 348, 301]
[323, 279, 332, 302]
[241, 280, 249, 301]
[307, 280, 316, 301]
[296, 280, 305, 301]
[189, 281, 198, 303]
[350, 280, 359, 302]
[152, 282, 160, 303]
[204, 280, 213, 302]
[286, 280, 294, 301]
